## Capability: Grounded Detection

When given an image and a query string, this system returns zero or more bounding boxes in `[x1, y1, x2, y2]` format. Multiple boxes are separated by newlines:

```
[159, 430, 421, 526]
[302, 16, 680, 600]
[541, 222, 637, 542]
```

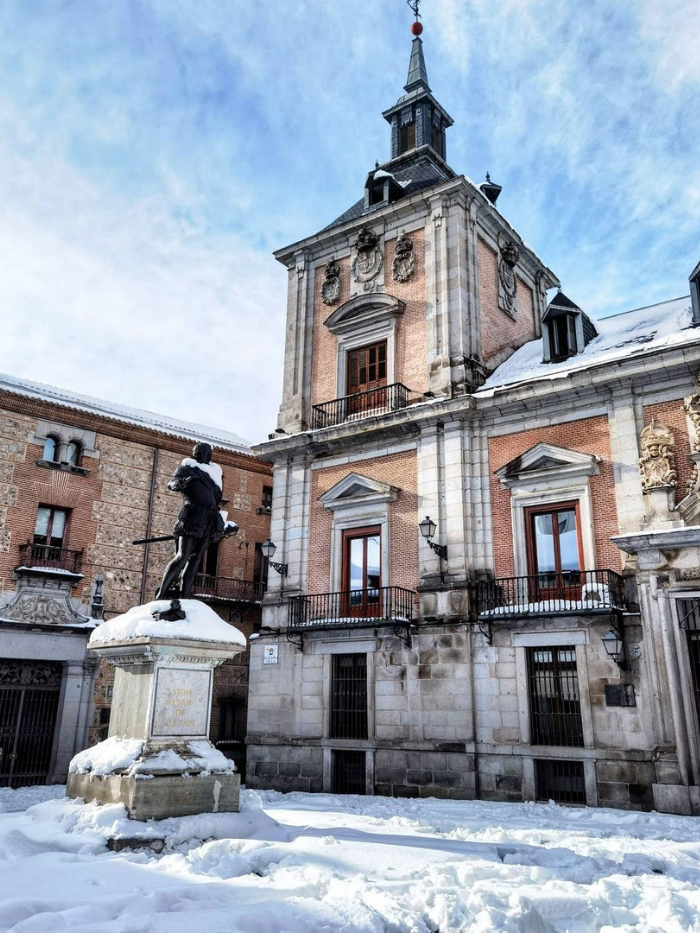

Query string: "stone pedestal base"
[68, 599, 246, 821]
[67, 770, 241, 821]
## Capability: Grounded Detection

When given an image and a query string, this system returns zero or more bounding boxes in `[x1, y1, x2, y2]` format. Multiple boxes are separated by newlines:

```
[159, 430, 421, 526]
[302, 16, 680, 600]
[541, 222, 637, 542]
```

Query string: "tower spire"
[405, 36, 430, 93]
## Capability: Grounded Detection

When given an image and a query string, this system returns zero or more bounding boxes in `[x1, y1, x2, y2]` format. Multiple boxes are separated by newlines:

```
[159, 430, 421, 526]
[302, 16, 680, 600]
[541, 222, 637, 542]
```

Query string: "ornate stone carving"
[4, 593, 75, 624]
[683, 374, 700, 451]
[0, 659, 62, 687]
[639, 420, 677, 490]
[392, 233, 416, 283]
[351, 226, 383, 288]
[320, 258, 341, 306]
[498, 240, 519, 316]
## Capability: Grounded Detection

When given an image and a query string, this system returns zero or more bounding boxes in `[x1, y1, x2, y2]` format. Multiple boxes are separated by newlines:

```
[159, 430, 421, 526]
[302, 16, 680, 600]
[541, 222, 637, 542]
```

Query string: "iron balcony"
[311, 383, 410, 430]
[288, 586, 417, 631]
[17, 543, 83, 575]
[192, 574, 266, 604]
[475, 569, 627, 619]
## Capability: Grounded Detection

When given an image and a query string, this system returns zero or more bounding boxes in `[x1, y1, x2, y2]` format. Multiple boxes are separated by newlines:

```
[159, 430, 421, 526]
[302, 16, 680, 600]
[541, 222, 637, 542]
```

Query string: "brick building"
[247, 34, 700, 814]
[0, 372, 271, 787]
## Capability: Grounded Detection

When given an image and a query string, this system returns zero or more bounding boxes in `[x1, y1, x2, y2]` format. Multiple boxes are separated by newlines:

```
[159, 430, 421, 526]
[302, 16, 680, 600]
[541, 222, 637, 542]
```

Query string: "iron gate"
[527, 646, 584, 747]
[330, 654, 368, 740]
[0, 659, 62, 788]
[678, 599, 700, 735]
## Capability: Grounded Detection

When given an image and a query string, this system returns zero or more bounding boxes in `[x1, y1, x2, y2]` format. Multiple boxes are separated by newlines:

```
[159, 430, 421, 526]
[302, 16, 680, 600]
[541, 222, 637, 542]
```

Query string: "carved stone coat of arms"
[392, 233, 415, 283]
[320, 258, 341, 306]
[352, 226, 383, 288]
[498, 241, 519, 316]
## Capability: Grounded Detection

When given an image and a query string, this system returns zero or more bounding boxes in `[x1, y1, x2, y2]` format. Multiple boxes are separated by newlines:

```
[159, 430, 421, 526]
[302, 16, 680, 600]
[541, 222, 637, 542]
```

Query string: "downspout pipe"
[140, 447, 160, 605]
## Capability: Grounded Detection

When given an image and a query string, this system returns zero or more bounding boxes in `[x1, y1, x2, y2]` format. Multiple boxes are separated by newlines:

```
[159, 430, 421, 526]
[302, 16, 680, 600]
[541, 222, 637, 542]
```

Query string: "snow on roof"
[479, 296, 696, 395]
[0, 371, 252, 453]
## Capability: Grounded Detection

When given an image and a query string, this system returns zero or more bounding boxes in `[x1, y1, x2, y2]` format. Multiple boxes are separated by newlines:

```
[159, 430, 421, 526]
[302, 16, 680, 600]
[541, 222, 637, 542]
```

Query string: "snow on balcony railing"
[288, 586, 417, 630]
[17, 543, 83, 575]
[476, 569, 626, 618]
[192, 574, 265, 604]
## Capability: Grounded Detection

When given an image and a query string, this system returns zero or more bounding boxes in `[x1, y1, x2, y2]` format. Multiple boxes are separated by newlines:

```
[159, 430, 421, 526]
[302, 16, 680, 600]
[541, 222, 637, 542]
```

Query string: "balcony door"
[525, 502, 583, 601]
[32, 507, 68, 565]
[346, 341, 387, 416]
[342, 526, 381, 618]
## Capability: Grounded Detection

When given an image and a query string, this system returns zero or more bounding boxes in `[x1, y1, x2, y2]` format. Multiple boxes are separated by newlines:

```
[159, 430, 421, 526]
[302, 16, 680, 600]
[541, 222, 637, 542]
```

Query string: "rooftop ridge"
[0, 371, 252, 453]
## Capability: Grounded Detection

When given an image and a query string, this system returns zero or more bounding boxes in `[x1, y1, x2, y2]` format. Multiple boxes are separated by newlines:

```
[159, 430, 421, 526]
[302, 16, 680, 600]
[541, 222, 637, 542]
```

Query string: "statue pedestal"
[66, 600, 245, 821]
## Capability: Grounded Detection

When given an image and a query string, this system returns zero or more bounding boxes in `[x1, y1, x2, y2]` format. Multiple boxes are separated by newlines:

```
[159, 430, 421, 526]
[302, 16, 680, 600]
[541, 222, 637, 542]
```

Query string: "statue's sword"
[132, 534, 176, 545]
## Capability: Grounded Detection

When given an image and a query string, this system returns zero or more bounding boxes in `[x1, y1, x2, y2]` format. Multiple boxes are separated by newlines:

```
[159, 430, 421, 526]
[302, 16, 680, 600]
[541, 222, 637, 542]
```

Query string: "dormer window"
[690, 257, 700, 326]
[550, 314, 578, 362]
[542, 291, 597, 364]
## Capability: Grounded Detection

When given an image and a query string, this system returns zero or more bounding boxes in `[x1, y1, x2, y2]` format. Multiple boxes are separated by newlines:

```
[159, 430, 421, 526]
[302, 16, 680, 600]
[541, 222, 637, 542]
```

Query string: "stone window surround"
[28, 420, 99, 464]
[317, 638, 376, 795]
[509, 481, 596, 578]
[320, 475, 398, 594]
[335, 320, 397, 402]
[497, 445, 600, 577]
[512, 629, 597, 806]
[669, 592, 700, 787]
[323, 293, 405, 402]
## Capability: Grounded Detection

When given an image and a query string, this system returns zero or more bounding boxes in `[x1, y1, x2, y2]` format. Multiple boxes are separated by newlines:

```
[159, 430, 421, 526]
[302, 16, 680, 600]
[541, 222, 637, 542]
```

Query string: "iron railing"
[527, 646, 584, 747]
[288, 586, 417, 630]
[192, 574, 265, 603]
[332, 749, 367, 795]
[17, 543, 83, 575]
[476, 569, 626, 618]
[311, 383, 410, 430]
[535, 759, 586, 804]
[330, 654, 368, 740]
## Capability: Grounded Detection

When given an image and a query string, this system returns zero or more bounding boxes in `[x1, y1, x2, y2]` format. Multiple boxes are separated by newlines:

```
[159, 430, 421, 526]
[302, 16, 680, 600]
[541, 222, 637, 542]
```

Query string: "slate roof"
[321, 153, 452, 233]
[478, 296, 695, 394]
[0, 371, 253, 453]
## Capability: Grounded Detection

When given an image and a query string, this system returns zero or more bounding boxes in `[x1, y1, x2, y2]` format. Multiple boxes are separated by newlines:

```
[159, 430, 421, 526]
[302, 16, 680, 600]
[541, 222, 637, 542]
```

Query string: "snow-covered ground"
[2, 787, 700, 932]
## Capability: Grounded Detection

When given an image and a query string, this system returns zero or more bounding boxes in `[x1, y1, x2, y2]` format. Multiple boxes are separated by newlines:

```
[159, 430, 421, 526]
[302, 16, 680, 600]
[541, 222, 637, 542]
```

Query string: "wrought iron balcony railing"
[288, 586, 417, 630]
[475, 569, 627, 619]
[192, 574, 265, 604]
[17, 543, 83, 575]
[311, 383, 410, 430]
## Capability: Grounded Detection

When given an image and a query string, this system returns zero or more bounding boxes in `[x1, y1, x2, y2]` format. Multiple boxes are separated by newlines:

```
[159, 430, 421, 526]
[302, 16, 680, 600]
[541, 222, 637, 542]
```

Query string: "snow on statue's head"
[192, 442, 213, 465]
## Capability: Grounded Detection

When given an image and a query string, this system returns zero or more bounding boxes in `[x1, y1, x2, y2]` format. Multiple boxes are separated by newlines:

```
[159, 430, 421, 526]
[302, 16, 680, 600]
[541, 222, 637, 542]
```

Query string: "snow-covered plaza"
[2, 787, 700, 932]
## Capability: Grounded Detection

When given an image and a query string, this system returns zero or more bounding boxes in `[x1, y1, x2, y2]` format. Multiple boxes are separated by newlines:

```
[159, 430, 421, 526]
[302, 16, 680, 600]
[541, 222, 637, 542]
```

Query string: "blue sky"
[0, 0, 698, 444]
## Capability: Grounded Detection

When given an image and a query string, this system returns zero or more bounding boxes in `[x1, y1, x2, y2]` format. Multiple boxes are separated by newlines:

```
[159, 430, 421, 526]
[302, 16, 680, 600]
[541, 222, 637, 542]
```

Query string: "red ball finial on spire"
[411, 21, 423, 36]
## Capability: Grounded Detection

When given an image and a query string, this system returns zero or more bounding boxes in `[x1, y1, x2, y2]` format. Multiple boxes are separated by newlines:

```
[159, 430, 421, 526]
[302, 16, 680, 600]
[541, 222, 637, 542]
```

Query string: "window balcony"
[475, 569, 627, 619]
[311, 383, 410, 430]
[288, 586, 417, 632]
[192, 574, 265, 604]
[17, 542, 83, 575]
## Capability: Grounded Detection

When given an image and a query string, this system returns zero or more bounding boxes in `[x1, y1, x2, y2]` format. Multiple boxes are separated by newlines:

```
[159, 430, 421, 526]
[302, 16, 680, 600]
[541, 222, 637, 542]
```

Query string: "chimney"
[690, 257, 700, 326]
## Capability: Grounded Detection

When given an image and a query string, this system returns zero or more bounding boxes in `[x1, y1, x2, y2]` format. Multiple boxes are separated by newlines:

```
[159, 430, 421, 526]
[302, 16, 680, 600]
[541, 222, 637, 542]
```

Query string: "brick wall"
[478, 237, 537, 369]
[310, 230, 428, 409]
[642, 398, 693, 500]
[0, 393, 271, 748]
[307, 450, 419, 594]
[488, 416, 621, 577]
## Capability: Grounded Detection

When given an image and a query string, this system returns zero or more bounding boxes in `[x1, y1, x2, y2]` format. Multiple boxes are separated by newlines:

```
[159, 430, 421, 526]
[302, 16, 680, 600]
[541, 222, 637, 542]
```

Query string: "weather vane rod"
[407, 0, 421, 19]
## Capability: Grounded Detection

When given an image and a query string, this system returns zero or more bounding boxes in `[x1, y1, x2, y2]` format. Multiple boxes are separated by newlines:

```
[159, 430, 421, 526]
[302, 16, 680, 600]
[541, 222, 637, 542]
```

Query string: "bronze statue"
[152, 442, 237, 602]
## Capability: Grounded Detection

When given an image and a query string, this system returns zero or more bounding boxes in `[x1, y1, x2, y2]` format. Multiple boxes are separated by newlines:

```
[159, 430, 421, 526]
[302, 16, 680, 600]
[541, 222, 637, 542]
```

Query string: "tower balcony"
[475, 569, 627, 620]
[311, 383, 410, 430]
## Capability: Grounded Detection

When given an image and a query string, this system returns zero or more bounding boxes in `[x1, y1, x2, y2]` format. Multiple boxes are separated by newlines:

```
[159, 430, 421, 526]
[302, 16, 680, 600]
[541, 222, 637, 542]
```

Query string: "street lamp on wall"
[261, 538, 288, 577]
[419, 516, 447, 560]
[602, 627, 627, 670]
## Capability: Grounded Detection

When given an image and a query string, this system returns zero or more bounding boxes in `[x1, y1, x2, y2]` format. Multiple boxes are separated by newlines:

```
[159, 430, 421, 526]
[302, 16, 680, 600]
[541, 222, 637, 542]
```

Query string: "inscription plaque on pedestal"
[152, 668, 211, 737]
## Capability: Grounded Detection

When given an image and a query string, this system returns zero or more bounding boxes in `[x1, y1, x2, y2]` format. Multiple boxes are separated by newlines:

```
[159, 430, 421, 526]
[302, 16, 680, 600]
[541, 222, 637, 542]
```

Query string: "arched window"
[65, 441, 82, 466]
[42, 435, 60, 463]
